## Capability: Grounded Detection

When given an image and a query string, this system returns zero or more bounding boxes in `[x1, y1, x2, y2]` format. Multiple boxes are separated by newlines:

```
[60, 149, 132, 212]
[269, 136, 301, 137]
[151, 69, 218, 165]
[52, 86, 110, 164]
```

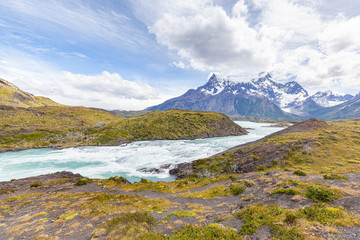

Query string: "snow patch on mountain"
[199, 72, 311, 115]
[311, 91, 354, 107]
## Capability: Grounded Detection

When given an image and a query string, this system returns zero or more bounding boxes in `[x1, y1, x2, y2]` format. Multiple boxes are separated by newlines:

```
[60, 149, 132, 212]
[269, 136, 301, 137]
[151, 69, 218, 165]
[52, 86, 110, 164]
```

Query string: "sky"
[0, 0, 359, 110]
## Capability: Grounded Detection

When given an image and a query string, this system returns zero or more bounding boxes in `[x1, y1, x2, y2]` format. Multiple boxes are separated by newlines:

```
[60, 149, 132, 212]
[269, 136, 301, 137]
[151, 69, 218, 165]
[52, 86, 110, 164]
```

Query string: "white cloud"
[132, 0, 360, 94]
[254, 0, 324, 43]
[0, 46, 167, 110]
[146, 2, 276, 74]
[232, 0, 248, 18]
[319, 16, 360, 53]
[173, 61, 186, 69]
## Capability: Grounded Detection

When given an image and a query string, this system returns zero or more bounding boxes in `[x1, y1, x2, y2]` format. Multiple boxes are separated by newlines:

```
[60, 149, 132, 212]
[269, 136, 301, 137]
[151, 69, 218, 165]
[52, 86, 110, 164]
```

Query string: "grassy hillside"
[171, 118, 360, 178]
[94, 110, 247, 144]
[0, 78, 246, 151]
[0, 107, 246, 152]
[0, 78, 62, 108]
[111, 110, 150, 118]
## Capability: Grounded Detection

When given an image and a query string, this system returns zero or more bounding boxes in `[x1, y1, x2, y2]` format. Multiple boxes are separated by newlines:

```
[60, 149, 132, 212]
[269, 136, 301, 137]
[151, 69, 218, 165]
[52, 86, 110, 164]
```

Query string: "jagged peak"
[313, 90, 334, 97]
[206, 72, 250, 84]
[257, 72, 272, 79]
[312, 90, 354, 98]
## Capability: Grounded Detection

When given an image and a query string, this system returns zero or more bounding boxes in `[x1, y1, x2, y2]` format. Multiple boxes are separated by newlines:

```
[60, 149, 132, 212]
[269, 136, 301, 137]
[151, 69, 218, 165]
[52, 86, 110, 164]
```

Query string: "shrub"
[140, 178, 152, 183]
[293, 170, 307, 176]
[30, 182, 42, 188]
[102, 212, 155, 235]
[171, 224, 240, 239]
[256, 165, 266, 171]
[164, 210, 197, 220]
[0, 189, 15, 194]
[323, 173, 348, 180]
[235, 203, 304, 239]
[229, 183, 246, 196]
[107, 176, 130, 184]
[305, 185, 341, 203]
[301, 204, 347, 224]
[271, 188, 301, 195]
[284, 212, 298, 224]
[74, 178, 92, 186]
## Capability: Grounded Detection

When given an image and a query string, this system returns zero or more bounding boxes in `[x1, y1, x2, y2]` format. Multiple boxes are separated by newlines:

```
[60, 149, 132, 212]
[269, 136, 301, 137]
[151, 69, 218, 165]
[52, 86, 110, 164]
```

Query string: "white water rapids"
[0, 121, 284, 182]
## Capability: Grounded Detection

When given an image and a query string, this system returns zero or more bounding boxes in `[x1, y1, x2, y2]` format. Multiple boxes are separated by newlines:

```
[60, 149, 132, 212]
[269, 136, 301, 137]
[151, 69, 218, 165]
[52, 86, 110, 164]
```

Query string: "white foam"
[0, 121, 284, 182]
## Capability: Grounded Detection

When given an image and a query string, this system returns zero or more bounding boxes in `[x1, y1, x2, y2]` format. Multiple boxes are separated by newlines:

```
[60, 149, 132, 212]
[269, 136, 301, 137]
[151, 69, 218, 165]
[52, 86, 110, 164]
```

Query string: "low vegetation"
[235, 203, 359, 239]
[1, 168, 359, 239]
[323, 173, 348, 180]
[172, 119, 360, 178]
[0, 107, 245, 152]
[305, 185, 342, 203]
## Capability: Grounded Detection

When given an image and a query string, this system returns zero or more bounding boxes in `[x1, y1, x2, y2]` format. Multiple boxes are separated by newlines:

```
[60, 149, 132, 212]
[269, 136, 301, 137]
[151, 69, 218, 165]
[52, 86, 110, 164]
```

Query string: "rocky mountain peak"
[311, 90, 354, 107]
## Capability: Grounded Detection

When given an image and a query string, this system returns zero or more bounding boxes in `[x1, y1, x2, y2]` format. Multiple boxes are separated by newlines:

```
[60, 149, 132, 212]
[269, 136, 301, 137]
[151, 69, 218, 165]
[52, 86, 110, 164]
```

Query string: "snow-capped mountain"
[147, 72, 358, 120]
[311, 91, 354, 107]
[147, 72, 309, 120]
[311, 94, 360, 120]
[198, 72, 319, 116]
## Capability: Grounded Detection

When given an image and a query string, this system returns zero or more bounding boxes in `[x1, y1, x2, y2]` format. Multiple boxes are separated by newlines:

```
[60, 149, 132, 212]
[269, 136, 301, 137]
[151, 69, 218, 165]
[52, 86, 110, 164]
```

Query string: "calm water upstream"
[0, 121, 284, 182]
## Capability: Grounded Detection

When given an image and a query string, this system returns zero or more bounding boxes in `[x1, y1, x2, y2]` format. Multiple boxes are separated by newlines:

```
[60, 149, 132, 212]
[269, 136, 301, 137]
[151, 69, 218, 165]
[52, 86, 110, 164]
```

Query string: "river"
[0, 121, 284, 182]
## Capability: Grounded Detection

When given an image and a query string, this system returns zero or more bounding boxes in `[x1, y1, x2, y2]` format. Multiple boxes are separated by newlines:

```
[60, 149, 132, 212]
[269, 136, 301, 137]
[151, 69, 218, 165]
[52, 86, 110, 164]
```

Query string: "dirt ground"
[0, 170, 359, 240]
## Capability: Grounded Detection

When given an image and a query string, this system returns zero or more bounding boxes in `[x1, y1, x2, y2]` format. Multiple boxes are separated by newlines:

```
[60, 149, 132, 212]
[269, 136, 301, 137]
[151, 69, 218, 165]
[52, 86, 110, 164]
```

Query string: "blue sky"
[0, 0, 360, 110]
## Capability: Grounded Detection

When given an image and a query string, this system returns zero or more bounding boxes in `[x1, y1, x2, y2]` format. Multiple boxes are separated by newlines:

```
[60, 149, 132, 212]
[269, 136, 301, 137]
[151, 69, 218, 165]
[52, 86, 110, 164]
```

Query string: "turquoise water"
[0, 121, 284, 182]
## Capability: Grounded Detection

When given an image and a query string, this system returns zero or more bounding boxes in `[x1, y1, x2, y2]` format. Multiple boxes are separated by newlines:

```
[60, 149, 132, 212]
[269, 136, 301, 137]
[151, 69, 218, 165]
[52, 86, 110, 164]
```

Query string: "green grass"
[235, 203, 304, 239]
[164, 210, 198, 220]
[170, 224, 241, 240]
[0, 78, 63, 108]
[30, 182, 43, 188]
[301, 204, 350, 225]
[271, 188, 302, 195]
[293, 170, 307, 176]
[118, 175, 237, 194]
[176, 185, 231, 199]
[229, 183, 246, 195]
[182, 119, 360, 177]
[305, 185, 342, 203]
[235, 203, 359, 239]
[0, 108, 245, 152]
[323, 173, 348, 180]
[74, 178, 92, 186]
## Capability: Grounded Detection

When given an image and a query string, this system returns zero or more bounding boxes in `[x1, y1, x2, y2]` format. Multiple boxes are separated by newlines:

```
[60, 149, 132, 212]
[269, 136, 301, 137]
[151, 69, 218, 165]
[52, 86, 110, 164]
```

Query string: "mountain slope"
[147, 73, 315, 120]
[0, 78, 62, 107]
[310, 95, 360, 120]
[311, 90, 354, 107]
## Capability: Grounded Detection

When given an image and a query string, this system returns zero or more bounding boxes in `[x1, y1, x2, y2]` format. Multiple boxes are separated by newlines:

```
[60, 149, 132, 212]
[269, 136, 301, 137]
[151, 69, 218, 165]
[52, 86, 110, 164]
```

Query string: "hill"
[170, 118, 360, 178]
[111, 110, 150, 118]
[0, 78, 246, 152]
[0, 107, 246, 152]
[0, 78, 62, 107]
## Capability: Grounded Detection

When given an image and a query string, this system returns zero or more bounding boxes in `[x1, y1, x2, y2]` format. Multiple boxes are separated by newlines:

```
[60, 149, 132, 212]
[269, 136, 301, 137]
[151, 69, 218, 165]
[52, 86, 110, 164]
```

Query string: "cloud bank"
[133, 0, 360, 93]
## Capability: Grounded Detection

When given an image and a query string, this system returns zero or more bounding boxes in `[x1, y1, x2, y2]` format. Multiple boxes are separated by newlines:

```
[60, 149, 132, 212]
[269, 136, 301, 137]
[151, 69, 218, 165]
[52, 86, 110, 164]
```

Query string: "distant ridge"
[147, 72, 360, 121]
[147, 73, 310, 120]
[310, 95, 360, 120]
[0, 78, 62, 108]
[311, 90, 354, 107]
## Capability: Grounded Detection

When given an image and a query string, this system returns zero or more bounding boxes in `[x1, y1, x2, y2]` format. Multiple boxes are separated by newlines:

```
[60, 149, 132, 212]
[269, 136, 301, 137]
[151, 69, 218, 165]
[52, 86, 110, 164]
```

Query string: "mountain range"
[147, 72, 359, 120]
